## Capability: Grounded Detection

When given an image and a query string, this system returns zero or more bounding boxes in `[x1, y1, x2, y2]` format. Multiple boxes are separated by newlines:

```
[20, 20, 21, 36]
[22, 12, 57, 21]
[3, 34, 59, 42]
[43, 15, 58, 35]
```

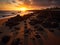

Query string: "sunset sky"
[0, 0, 60, 10]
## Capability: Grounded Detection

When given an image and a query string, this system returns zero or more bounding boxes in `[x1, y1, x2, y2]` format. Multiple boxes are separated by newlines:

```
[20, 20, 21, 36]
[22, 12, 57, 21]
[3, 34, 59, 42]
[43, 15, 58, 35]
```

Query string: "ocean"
[0, 10, 33, 18]
[0, 11, 18, 18]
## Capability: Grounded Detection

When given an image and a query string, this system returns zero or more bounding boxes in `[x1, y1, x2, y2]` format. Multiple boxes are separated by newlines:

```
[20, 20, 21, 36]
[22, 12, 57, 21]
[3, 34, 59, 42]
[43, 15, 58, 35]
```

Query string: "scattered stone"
[49, 30, 54, 32]
[11, 38, 21, 45]
[31, 38, 35, 40]
[24, 26, 27, 29]
[37, 27, 44, 32]
[13, 31, 19, 36]
[1, 35, 10, 44]
[35, 34, 41, 39]
[0, 32, 2, 34]
[29, 19, 39, 26]
[42, 21, 59, 28]
[24, 29, 29, 34]
[14, 27, 20, 30]
[5, 15, 23, 29]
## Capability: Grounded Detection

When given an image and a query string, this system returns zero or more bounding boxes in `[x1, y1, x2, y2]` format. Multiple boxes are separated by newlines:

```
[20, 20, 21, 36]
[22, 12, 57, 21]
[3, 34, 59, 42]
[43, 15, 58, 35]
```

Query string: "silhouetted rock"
[35, 34, 41, 39]
[0, 8, 60, 45]
[49, 29, 54, 32]
[24, 29, 30, 35]
[29, 19, 39, 26]
[0, 32, 2, 34]
[11, 38, 21, 45]
[8, 15, 23, 22]
[42, 21, 59, 28]
[1, 35, 10, 44]
[14, 27, 20, 30]
[24, 25, 27, 29]
[37, 27, 44, 32]
[5, 15, 23, 29]
[13, 31, 19, 36]
[34, 25, 39, 28]
[31, 38, 35, 40]
[23, 13, 33, 20]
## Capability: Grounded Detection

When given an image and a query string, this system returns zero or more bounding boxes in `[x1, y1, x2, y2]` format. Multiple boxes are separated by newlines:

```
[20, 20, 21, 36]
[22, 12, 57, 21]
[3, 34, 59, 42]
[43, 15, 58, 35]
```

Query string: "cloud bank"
[0, 0, 60, 9]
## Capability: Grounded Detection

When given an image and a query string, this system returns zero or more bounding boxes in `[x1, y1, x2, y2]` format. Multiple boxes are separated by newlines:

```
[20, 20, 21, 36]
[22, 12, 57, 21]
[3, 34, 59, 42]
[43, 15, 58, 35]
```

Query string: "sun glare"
[20, 7, 28, 12]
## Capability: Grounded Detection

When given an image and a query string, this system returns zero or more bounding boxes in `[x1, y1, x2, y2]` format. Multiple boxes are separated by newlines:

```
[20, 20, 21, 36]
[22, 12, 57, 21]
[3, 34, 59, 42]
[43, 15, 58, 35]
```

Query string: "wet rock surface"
[0, 9, 60, 45]
[11, 38, 22, 45]
[5, 15, 23, 29]
[0, 35, 10, 45]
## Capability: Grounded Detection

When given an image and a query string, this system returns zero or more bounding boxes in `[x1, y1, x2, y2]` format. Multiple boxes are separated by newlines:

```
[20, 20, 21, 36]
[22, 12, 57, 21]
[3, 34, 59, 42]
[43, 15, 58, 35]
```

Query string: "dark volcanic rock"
[14, 27, 20, 30]
[37, 27, 44, 32]
[49, 29, 54, 32]
[5, 15, 23, 29]
[31, 38, 35, 40]
[35, 34, 41, 39]
[42, 21, 59, 28]
[29, 19, 39, 26]
[0, 32, 2, 34]
[24, 29, 30, 36]
[11, 38, 21, 45]
[24, 29, 29, 34]
[1, 35, 10, 44]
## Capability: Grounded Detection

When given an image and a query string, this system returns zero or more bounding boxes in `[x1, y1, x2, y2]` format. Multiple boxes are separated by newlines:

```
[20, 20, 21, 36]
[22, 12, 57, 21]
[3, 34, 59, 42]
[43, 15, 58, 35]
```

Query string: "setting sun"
[20, 7, 28, 12]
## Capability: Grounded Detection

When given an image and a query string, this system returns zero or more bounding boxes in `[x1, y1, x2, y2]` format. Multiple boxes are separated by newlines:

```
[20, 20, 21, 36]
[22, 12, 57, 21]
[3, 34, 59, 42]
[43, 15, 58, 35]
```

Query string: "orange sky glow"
[0, 0, 60, 11]
[0, 2, 43, 11]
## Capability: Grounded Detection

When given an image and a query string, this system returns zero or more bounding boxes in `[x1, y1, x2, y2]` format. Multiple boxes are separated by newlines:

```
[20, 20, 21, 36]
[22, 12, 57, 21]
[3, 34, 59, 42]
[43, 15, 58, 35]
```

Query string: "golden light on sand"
[20, 7, 28, 12]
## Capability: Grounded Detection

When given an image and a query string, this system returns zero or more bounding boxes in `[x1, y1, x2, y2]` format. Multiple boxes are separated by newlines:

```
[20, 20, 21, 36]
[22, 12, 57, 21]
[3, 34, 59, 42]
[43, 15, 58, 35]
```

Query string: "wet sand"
[0, 11, 60, 45]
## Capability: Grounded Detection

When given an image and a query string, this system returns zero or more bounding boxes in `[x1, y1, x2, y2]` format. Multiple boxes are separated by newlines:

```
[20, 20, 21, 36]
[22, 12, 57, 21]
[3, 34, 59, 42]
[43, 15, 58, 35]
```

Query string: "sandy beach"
[0, 10, 60, 45]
